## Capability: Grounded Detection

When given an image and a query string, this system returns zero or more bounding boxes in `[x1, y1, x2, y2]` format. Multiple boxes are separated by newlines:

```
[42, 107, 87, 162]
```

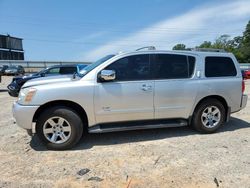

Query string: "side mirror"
[99, 70, 116, 81]
[73, 72, 78, 79]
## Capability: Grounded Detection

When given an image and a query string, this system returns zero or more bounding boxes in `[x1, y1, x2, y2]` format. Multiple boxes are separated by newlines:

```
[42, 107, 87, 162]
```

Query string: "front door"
[94, 54, 154, 124]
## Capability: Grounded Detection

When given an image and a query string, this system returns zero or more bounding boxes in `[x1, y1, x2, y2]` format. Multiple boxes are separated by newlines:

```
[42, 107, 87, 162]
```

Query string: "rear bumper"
[241, 94, 248, 109]
[12, 102, 39, 130]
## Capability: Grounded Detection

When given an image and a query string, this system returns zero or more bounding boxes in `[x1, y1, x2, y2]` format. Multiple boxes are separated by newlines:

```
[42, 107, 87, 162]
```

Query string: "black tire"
[191, 98, 226, 133]
[36, 106, 84, 150]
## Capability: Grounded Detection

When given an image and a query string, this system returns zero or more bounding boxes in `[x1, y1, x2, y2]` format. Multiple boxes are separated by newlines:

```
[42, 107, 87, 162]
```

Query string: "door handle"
[141, 84, 152, 91]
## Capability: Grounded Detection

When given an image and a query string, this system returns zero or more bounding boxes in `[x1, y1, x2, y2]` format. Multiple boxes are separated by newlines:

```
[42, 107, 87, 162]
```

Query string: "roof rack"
[135, 46, 156, 51]
[191, 48, 226, 53]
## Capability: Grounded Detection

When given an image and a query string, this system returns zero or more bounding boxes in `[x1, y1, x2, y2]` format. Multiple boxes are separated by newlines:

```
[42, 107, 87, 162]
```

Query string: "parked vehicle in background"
[241, 70, 246, 79]
[7, 64, 87, 97]
[4, 65, 25, 76]
[241, 69, 250, 79]
[0, 65, 9, 75]
[12, 47, 248, 150]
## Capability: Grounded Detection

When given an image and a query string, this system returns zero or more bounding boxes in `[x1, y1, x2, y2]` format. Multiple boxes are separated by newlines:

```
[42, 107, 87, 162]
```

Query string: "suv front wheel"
[192, 98, 226, 133]
[36, 106, 83, 150]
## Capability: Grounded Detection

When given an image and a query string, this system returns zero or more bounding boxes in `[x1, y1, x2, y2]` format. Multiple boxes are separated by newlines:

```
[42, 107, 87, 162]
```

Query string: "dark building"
[0, 34, 24, 60]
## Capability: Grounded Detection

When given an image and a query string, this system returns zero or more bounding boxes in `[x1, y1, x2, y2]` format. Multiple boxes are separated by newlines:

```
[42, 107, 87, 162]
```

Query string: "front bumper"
[8, 90, 18, 97]
[241, 94, 248, 109]
[12, 102, 39, 130]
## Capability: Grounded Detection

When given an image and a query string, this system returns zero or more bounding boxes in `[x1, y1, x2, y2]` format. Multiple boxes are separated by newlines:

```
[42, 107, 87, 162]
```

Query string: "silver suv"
[13, 48, 248, 150]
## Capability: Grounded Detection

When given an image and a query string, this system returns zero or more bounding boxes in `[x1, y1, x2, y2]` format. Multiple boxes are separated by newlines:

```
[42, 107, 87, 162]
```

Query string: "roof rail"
[135, 46, 156, 51]
[191, 48, 226, 52]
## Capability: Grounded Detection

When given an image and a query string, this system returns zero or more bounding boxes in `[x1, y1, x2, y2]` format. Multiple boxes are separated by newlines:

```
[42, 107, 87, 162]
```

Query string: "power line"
[23, 32, 242, 47]
[25, 38, 140, 47]
[0, 20, 243, 35]
[0, 17, 243, 47]
[0, 15, 237, 32]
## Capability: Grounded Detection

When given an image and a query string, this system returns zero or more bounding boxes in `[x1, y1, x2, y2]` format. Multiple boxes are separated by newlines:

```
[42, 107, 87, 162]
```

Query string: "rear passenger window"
[205, 57, 237, 77]
[153, 54, 195, 79]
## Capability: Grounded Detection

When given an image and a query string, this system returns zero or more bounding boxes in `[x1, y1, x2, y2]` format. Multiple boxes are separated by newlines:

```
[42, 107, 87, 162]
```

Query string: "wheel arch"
[191, 95, 229, 122]
[33, 100, 88, 129]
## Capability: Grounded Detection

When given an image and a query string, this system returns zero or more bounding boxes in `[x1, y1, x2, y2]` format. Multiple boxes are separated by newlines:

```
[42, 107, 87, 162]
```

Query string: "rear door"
[152, 53, 198, 119]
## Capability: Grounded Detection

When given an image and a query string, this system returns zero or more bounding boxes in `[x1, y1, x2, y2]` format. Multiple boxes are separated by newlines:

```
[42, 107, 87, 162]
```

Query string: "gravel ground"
[0, 76, 249, 188]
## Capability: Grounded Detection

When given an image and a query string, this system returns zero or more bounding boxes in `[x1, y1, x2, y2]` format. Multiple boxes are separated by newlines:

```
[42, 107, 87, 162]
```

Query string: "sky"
[0, 0, 250, 62]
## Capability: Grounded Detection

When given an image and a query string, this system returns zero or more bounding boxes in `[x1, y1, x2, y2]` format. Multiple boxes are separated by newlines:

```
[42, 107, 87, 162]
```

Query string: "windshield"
[8, 66, 18, 70]
[33, 68, 48, 76]
[78, 54, 115, 77]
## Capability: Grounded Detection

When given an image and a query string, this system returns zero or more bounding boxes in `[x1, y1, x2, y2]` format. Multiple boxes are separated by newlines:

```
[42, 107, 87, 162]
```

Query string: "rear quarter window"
[205, 56, 237, 77]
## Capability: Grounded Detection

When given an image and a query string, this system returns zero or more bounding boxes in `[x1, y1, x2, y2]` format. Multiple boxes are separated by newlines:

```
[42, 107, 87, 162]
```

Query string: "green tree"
[241, 21, 250, 63]
[228, 36, 244, 63]
[172, 44, 186, 50]
[213, 34, 231, 49]
[198, 41, 212, 48]
[196, 35, 245, 63]
[171, 20, 250, 63]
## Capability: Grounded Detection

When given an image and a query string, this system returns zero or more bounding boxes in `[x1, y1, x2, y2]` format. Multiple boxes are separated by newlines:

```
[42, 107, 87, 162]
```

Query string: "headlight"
[18, 88, 37, 105]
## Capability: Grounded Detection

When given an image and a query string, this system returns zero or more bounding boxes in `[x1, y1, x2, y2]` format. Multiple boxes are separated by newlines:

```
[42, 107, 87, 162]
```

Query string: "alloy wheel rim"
[43, 116, 71, 144]
[201, 106, 221, 128]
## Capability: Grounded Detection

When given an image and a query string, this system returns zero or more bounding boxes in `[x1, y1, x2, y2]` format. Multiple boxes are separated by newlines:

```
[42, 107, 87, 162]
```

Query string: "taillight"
[242, 80, 245, 93]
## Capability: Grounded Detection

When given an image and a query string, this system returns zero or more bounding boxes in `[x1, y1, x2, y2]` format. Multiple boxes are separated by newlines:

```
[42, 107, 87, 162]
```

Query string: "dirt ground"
[0, 76, 249, 188]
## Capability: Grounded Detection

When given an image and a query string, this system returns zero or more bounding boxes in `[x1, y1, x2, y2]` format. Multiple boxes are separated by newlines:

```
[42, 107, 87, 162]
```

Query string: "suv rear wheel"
[192, 98, 226, 133]
[36, 106, 83, 150]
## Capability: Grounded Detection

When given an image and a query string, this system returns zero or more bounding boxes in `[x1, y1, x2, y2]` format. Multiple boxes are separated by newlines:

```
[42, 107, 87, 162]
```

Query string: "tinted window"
[153, 54, 194, 79]
[60, 67, 76, 74]
[205, 57, 237, 77]
[47, 67, 60, 74]
[104, 54, 150, 81]
[80, 55, 115, 76]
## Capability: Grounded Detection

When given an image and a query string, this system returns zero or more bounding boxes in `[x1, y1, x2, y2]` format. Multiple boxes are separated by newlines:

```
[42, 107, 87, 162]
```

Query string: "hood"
[13, 73, 38, 80]
[13, 74, 41, 84]
[22, 75, 73, 88]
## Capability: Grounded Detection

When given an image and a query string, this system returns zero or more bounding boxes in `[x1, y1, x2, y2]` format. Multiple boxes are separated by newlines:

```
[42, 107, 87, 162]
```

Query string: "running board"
[88, 119, 188, 133]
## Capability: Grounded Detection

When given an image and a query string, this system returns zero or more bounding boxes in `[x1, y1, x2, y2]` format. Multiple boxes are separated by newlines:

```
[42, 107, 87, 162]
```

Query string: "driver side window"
[104, 54, 150, 81]
[46, 67, 60, 75]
